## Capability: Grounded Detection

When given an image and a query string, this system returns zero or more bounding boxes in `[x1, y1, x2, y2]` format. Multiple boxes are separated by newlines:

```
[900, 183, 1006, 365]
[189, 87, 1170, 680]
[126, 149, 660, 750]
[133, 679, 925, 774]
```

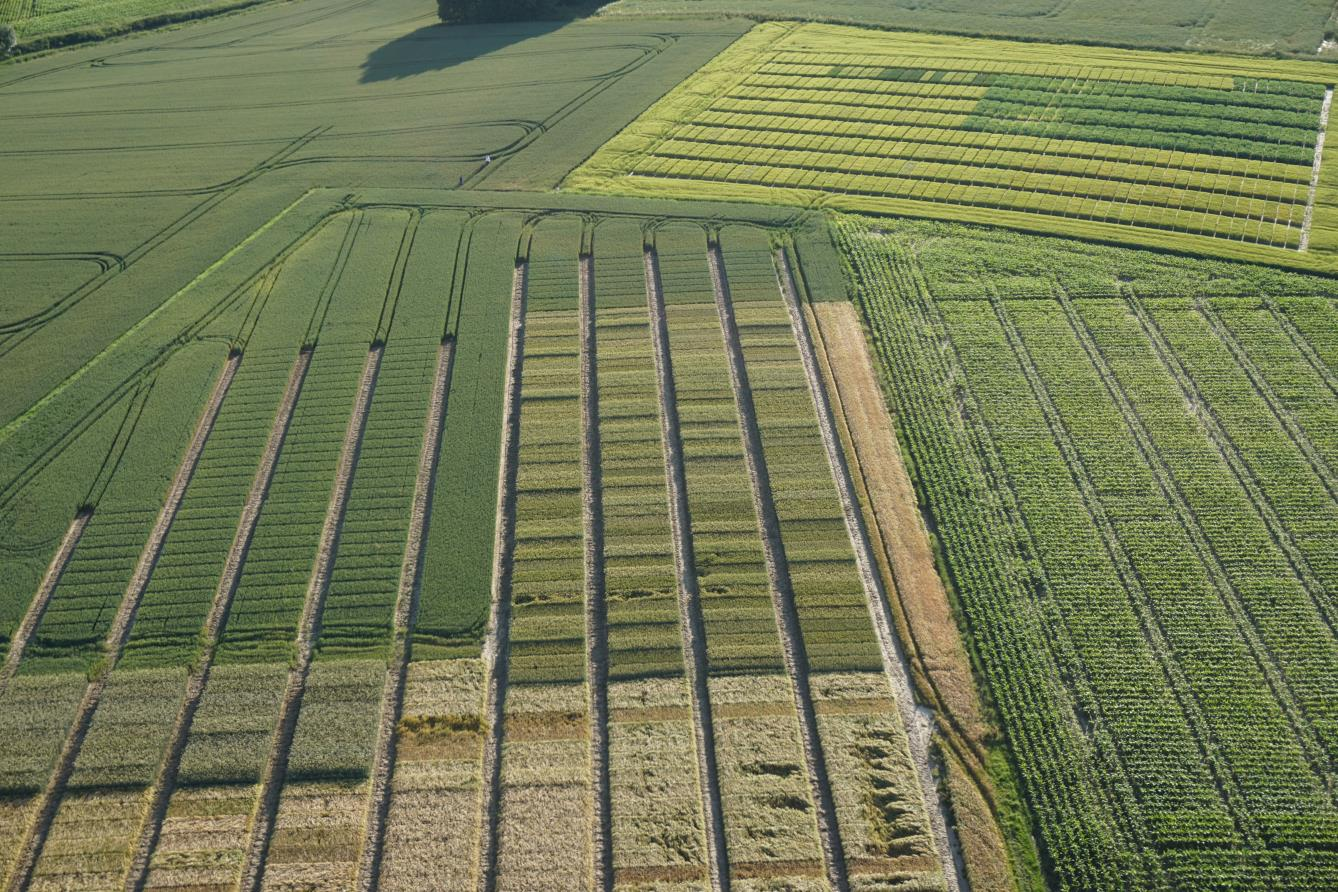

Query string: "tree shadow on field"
[359, 5, 602, 84]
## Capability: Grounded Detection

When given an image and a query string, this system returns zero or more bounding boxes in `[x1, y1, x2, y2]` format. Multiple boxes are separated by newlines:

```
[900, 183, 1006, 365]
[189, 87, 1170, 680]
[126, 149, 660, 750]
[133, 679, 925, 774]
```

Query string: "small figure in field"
[458, 175, 464, 187]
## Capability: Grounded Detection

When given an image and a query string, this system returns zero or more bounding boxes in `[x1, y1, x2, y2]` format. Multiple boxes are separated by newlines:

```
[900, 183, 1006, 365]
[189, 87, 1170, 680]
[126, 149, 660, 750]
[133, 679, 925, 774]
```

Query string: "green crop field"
[2, 0, 1336, 890]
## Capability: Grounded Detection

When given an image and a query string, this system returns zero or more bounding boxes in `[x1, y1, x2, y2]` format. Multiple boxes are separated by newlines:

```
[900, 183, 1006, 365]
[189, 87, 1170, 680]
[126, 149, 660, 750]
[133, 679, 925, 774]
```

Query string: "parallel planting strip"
[238, 344, 383, 892]
[0, 511, 90, 690]
[643, 246, 729, 892]
[773, 250, 965, 892]
[4, 353, 240, 892]
[707, 244, 849, 892]
[580, 254, 614, 892]
[125, 349, 311, 892]
[356, 340, 455, 892]
[476, 262, 528, 892]
[1300, 86, 1333, 252]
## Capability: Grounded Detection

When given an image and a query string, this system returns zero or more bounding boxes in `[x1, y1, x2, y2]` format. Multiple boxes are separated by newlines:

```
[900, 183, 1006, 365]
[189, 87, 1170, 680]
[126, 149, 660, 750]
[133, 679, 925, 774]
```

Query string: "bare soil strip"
[238, 344, 383, 892]
[1299, 86, 1332, 252]
[808, 302, 987, 751]
[355, 339, 455, 892]
[4, 352, 241, 892]
[580, 253, 614, 892]
[706, 244, 849, 892]
[125, 349, 311, 892]
[773, 254, 966, 892]
[476, 262, 528, 892]
[643, 245, 729, 892]
[0, 510, 91, 691]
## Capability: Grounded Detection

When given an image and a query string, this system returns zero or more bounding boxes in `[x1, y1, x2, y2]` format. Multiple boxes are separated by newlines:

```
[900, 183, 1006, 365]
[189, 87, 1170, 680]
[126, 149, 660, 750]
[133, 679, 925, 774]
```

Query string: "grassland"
[599, 0, 1338, 57]
[0, 0, 269, 52]
[569, 23, 1338, 274]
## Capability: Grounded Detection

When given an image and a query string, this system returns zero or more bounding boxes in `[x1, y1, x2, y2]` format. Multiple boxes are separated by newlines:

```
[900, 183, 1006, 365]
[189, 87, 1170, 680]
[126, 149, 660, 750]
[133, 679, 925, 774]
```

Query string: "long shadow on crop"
[360, 19, 575, 83]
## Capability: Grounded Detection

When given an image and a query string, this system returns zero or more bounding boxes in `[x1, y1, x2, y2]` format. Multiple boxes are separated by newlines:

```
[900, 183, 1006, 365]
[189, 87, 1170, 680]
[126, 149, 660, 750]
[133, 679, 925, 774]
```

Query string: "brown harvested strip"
[4, 352, 241, 892]
[643, 244, 730, 892]
[706, 243, 848, 892]
[808, 301, 988, 751]
[125, 348, 310, 892]
[607, 704, 693, 723]
[773, 253, 966, 892]
[238, 344, 384, 892]
[355, 339, 455, 892]
[614, 863, 709, 884]
[579, 252, 613, 892]
[0, 510, 91, 692]
[476, 262, 528, 892]
[731, 859, 825, 879]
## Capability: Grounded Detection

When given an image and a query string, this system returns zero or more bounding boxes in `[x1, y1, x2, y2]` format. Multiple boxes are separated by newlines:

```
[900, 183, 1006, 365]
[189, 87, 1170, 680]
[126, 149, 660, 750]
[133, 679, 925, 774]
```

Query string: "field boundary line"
[707, 242, 849, 892]
[475, 261, 528, 892]
[355, 339, 455, 892]
[0, 510, 90, 692]
[773, 249, 966, 892]
[3, 352, 240, 892]
[125, 348, 311, 892]
[643, 244, 729, 892]
[238, 343, 383, 892]
[1299, 86, 1332, 252]
[580, 252, 614, 892]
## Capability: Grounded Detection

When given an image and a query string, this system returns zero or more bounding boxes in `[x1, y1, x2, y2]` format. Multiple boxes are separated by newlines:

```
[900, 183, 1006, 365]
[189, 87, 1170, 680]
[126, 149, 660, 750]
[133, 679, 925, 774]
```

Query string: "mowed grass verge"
[568, 23, 1338, 273]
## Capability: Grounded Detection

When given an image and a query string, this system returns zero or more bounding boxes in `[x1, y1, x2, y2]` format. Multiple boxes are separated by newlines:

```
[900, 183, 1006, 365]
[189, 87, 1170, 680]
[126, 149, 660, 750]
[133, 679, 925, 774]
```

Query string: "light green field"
[569, 23, 1338, 273]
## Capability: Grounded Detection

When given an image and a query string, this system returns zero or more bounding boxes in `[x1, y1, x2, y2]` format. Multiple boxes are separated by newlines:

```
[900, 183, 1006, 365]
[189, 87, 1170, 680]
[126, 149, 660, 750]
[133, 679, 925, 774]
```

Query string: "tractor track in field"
[355, 339, 454, 892]
[773, 250, 967, 892]
[706, 243, 849, 892]
[124, 347, 309, 892]
[643, 244, 730, 892]
[238, 343, 382, 892]
[579, 253, 614, 892]
[476, 261, 528, 892]
[0, 510, 90, 693]
[3, 352, 240, 892]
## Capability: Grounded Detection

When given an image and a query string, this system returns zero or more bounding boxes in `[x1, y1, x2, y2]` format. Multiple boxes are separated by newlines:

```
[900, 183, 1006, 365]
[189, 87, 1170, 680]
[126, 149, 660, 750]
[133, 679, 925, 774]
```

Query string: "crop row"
[317, 338, 439, 661]
[635, 155, 1301, 248]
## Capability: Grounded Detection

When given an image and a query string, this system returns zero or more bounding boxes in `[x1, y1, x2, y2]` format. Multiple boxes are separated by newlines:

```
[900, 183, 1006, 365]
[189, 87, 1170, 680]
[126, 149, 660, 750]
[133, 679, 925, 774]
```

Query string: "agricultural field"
[569, 23, 1338, 272]
[2, 0, 1337, 890]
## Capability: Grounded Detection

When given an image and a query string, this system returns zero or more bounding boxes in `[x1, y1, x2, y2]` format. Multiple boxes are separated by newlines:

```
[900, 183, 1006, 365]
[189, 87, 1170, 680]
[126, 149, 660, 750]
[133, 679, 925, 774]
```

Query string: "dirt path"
[475, 262, 528, 892]
[809, 301, 988, 751]
[643, 245, 729, 892]
[1300, 86, 1332, 251]
[707, 244, 849, 892]
[0, 510, 90, 692]
[355, 339, 455, 892]
[579, 253, 614, 892]
[238, 344, 382, 892]
[5, 352, 240, 892]
[775, 263, 966, 892]
[125, 349, 311, 892]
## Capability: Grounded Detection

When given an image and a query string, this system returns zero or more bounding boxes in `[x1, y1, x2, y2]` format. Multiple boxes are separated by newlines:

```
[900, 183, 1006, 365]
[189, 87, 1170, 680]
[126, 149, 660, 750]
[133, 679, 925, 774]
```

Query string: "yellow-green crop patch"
[568, 23, 1338, 272]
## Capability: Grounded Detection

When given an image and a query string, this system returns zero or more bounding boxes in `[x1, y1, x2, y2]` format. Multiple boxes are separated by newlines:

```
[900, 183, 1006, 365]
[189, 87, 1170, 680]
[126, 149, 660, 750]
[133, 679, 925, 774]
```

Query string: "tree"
[0, 24, 16, 56]
[437, 0, 553, 24]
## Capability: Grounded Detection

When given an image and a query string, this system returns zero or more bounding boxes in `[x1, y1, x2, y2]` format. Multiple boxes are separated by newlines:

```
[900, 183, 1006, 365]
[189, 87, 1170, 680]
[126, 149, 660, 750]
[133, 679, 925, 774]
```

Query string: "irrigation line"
[1299, 86, 1332, 251]
[0, 510, 90, 693]
[706, 243, 849, 892]
[354, 340, 455, 892]
[475, 262, 528, 892]
[3, 352, 241, 892]
[579, 253, 614, 892]
[238, 344, 383, 892]
[124, 348, 311, 892]
[773, 250, 968, 892]
[643, 245, 729, 892]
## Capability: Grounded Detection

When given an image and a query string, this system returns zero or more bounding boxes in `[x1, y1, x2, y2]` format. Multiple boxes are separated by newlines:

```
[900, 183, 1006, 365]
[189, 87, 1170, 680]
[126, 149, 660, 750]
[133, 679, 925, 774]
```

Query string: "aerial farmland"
[0, 0, 1336, 890]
